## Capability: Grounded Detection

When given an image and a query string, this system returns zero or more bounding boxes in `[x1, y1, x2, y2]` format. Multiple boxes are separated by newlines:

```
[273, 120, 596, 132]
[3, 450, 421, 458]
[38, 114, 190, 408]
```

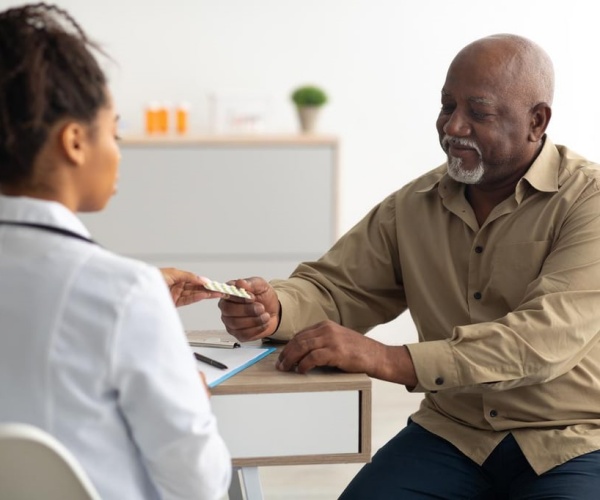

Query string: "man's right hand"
[218, 277, 280, 342]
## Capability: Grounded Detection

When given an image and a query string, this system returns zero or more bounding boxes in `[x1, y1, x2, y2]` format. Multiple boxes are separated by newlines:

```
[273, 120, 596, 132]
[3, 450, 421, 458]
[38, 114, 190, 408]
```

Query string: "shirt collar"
[416, 137, 560, 201]
[518, 137, 559, 195]
[0, 195, 92, 238]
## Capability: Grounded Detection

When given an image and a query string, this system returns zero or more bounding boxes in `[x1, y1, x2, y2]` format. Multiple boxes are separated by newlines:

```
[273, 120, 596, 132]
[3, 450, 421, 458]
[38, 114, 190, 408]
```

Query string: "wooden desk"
[207, 341, 372, 500]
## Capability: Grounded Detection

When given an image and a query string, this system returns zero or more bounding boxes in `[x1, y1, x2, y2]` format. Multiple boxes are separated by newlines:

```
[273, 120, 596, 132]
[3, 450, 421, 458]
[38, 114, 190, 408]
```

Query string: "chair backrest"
[0, 422, 101, 500]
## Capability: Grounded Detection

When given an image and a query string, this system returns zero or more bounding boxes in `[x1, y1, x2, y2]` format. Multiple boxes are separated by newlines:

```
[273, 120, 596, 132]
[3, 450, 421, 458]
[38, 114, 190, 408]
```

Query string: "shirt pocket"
[488, 240, 551, 310]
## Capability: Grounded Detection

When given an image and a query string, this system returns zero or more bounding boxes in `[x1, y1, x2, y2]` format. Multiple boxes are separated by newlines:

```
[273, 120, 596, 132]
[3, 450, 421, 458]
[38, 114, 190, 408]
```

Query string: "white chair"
[0, 422, 101, 500]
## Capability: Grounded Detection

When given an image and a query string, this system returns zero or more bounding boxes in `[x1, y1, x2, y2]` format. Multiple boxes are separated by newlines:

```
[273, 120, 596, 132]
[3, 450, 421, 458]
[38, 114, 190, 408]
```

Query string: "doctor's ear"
[59, 122, 88, 167]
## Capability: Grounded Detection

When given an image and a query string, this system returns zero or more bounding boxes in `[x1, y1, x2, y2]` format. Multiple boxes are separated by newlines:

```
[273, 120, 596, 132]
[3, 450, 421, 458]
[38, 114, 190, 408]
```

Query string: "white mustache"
[442, 135, 482, 156]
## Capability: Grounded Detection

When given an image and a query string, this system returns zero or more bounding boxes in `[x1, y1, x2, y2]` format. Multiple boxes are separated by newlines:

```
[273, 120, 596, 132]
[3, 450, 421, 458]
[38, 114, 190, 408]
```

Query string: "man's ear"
[529, 103, 552, 142]
[59, 122, 87, 167]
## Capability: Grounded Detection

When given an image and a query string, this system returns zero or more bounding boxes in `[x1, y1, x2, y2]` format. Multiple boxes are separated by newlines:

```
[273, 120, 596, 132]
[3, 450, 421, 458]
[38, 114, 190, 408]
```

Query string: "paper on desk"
[192, 345, 276, 388]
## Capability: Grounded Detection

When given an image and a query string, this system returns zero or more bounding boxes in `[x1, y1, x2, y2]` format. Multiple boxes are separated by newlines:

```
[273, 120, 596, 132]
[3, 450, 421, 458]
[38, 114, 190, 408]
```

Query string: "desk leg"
[229, 466, 264, 500]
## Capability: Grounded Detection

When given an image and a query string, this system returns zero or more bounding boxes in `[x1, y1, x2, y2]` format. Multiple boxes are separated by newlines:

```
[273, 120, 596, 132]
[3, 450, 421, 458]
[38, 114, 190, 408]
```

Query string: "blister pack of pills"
[203, 279, 252, 299]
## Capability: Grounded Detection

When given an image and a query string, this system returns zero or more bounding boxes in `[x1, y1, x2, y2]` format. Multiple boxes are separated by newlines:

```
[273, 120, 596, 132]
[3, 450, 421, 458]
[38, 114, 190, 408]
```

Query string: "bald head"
[452, 34, 554, 108]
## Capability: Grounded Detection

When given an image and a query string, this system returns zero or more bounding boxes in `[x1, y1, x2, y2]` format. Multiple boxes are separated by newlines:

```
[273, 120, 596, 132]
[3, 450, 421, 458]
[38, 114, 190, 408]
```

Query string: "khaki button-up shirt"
[271, 138, 600, 474]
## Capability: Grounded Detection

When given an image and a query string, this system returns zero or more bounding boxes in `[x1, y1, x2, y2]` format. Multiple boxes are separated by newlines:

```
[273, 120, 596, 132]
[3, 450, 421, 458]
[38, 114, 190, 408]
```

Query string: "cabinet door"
[79, 145, 336, 257]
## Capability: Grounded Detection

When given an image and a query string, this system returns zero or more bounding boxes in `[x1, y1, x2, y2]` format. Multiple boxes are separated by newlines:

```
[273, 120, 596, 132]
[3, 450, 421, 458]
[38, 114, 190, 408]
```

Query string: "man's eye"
[471, 110, 489, 119]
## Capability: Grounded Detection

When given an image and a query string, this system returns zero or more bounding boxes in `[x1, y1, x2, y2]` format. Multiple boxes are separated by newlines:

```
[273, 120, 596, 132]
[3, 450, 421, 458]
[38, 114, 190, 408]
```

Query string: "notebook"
[192, 344, 276, 388]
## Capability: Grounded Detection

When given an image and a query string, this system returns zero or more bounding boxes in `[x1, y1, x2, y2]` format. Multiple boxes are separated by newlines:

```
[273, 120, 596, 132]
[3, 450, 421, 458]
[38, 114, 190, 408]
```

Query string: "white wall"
[2, 0, 599, 232]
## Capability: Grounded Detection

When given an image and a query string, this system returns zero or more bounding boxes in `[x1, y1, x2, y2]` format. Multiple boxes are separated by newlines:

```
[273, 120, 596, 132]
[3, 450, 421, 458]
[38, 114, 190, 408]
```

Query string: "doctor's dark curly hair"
[0, 3, 107, 184]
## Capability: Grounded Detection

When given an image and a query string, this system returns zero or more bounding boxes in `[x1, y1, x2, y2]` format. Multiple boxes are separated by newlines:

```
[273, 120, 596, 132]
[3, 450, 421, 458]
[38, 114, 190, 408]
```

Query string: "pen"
[194, 352, 228, 370]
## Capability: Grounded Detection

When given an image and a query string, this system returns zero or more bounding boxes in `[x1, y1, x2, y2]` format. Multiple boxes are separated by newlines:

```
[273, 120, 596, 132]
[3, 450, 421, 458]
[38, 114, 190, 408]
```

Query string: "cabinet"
[78, 135, 338, 329]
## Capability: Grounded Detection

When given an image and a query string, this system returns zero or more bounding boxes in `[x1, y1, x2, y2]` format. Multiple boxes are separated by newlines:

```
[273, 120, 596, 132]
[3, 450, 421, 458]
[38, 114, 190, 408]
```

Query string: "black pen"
[194, 352, 228, 370]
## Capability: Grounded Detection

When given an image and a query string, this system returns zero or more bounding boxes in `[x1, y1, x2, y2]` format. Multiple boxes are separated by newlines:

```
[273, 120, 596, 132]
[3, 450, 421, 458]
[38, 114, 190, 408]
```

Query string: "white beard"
[442, 135, 485, 184]
[447, 155, 485, 184]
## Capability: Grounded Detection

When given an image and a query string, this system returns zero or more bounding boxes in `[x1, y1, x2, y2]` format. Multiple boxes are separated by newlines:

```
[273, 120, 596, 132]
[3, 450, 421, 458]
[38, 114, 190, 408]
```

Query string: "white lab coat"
[0, 195, 231, 500]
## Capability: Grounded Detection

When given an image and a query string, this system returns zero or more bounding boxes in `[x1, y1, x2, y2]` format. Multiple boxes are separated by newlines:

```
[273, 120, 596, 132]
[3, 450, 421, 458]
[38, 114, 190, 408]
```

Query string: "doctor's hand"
[276, 320, 418, 386]
[159, 267, 223, 308]
[218, 277, 280, 342]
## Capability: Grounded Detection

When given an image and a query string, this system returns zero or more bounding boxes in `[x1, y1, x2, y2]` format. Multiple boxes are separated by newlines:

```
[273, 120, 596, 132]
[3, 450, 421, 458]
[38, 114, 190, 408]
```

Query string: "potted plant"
[291, 85, 328, 133]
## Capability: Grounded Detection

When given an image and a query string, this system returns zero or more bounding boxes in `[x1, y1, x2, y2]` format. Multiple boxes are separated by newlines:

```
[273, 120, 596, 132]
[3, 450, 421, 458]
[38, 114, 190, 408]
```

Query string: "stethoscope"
[0, 220, 96, 244]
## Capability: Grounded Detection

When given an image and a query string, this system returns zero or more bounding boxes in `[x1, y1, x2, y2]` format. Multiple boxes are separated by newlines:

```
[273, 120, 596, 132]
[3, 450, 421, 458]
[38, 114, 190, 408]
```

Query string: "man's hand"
[218, 277, 280, 342]
[159, 267, 223, 308]
[276, 320, 418, 386]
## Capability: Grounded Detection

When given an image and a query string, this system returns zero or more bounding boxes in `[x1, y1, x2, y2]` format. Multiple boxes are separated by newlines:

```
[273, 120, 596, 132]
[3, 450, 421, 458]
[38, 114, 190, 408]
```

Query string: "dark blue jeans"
[339, 420, 600, 499]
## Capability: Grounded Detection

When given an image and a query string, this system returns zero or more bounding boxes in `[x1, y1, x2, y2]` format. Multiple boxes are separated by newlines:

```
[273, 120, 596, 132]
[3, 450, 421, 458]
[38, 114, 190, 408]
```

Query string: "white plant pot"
[297, 106, 320, 133]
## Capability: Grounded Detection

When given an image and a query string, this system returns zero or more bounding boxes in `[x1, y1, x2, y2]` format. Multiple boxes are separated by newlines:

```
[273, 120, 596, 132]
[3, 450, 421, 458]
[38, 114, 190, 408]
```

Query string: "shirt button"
[489, 409, 498, 418]
[435, 377, 444, 386]
[474, 292, 482, 300]
[475, 246, 483, 253]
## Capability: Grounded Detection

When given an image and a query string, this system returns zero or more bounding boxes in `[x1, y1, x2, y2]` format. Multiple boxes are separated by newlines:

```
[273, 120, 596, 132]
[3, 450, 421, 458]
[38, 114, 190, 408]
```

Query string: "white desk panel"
[212, 391, 359, 458]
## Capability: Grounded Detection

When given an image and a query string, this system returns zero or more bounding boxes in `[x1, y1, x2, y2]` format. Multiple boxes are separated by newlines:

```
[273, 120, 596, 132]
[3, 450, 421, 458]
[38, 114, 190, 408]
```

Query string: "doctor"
[0, 3, 231, 499]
